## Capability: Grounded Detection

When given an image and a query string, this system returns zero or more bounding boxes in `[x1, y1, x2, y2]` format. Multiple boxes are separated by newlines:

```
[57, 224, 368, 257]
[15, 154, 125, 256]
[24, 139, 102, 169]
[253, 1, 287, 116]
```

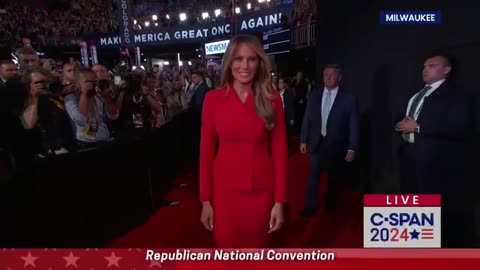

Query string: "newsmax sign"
[205, 39, 230, 55]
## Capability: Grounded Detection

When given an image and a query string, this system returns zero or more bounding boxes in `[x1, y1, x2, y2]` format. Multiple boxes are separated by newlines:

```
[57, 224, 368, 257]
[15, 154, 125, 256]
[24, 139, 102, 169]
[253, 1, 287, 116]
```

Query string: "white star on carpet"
[63, 251, 80, 267]
[149, 260, 162, 268]
[105, 252, 122, 268]
[21, 252, 38, 267]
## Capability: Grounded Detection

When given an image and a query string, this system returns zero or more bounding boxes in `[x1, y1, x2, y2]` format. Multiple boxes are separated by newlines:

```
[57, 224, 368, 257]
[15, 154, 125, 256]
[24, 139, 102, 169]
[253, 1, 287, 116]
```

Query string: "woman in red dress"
[199, 34, 288, 248]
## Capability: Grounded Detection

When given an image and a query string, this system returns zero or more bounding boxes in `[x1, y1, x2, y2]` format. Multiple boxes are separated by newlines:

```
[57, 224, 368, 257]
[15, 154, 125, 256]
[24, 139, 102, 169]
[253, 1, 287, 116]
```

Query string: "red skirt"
[213, 187, 274, 248]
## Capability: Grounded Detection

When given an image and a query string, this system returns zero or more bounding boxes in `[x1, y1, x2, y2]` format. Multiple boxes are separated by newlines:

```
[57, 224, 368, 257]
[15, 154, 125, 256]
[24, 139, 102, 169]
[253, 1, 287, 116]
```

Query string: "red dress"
[199, 85, 288, 248]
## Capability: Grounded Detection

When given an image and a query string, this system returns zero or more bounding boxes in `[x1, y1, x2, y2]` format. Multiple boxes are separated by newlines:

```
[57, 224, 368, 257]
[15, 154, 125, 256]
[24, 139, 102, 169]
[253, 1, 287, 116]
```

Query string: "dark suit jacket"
[280, 88, 295, 123]
[398, 81, 474, 196]
[301, 88, 360, 156]
[189, 81, 210, 113]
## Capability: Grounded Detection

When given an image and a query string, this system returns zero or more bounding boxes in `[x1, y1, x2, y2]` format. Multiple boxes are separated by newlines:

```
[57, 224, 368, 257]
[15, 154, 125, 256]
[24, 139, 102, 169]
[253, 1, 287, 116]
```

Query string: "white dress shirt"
[322, 87, 339, 116]
[321, 87, 338, 135]
[404, 78, 445, 143]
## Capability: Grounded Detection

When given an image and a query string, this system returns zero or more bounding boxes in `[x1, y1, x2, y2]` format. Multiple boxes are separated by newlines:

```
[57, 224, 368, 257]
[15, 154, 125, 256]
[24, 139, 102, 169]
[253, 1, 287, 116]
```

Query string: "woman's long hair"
[220, 34, 276, 130]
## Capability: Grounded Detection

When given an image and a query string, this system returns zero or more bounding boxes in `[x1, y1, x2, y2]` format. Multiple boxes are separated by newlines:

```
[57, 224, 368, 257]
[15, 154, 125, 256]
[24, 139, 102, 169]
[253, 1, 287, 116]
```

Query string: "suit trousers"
[304, 143, 345, 210]
[399, 142, 476, 247]
[398, 143, 422, 193]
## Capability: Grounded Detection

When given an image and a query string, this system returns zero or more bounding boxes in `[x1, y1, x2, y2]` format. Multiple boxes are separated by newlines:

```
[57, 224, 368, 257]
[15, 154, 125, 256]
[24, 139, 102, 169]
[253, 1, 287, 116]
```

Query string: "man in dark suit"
[278, 77, 296, 134]
[395, 54, 475, 247]
[188, 72, 210, 113]
[187, 72, 211, 157]
[278, 77, 296, 154]
[300, 64, 360, 216]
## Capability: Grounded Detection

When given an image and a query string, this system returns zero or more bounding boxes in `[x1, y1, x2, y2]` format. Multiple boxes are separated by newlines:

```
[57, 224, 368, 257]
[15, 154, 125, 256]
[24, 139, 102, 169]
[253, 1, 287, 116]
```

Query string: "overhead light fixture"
[215, 9, 221, 17]
[144, 21, 149, 27]
[235, 7, 241, 14]
[247, 3, 251, 9]
[202, 12, 209, 19]
[152, 15, 158, 21]
[188, 61, 192, 66]
[179, 13, 187, 21]
[154, 22, 158, 26]
[133, 19, 137, 24]
[166, 14, 170, 19]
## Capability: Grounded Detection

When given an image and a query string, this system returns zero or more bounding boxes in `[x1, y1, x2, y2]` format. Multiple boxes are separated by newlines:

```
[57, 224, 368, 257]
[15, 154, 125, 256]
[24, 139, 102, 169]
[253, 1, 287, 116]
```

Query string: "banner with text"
[93, 4, 292, 48]
[1, 249, 480, 270]
[116, 0, 134, 46]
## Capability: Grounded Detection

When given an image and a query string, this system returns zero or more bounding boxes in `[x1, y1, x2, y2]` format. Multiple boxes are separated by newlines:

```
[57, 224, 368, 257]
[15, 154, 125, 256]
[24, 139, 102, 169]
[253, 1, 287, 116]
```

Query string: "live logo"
[363, 194, 441, 207]
[363, 194, 442, 248]
[386, 195, 419, 205]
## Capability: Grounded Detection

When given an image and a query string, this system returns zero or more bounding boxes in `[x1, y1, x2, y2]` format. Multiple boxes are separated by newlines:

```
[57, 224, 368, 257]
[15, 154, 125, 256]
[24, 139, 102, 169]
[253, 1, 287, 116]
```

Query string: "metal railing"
[291, 23, 316, 49]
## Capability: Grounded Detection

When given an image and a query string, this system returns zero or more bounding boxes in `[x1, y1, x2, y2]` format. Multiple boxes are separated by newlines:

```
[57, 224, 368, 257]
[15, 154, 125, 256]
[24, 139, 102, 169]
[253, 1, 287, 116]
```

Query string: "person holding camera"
[21, 67, 76, 155]
[64, 68, 119, 147]
[115, 72, 164, 137]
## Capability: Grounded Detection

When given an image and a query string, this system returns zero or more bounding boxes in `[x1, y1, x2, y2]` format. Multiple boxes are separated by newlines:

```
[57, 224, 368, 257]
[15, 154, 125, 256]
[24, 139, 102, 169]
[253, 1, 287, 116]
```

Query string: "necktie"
[402, 85, 431, 141]
[407, 85, 431, 118]
[321, 91, 332, 136]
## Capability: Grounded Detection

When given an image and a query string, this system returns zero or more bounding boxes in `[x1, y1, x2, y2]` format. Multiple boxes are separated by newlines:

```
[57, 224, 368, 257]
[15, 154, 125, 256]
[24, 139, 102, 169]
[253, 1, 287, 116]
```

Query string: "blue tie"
[322, 91, 332, 136]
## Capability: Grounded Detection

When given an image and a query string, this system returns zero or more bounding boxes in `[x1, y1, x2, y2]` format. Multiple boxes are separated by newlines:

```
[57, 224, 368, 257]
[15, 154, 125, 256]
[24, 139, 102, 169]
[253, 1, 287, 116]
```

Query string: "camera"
[42, 81, 64, 95]
[96, 79, 110, 91]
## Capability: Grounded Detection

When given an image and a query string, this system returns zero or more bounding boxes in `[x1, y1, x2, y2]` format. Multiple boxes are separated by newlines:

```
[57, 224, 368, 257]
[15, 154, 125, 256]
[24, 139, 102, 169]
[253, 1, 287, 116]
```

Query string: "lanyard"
[87, 96, 100, 128]
[48, 96, 65, 111]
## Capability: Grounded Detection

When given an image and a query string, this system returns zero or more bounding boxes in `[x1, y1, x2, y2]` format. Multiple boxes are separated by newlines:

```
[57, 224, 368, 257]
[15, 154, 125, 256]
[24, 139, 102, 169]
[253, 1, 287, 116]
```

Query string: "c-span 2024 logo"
[363, 194, 441, 248]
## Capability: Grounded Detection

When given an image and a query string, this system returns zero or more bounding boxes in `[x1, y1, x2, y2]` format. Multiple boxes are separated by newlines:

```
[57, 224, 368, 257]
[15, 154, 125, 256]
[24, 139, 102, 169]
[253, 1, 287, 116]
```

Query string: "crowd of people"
[0, 0, 315, 47]
[0, 0, 116, 42]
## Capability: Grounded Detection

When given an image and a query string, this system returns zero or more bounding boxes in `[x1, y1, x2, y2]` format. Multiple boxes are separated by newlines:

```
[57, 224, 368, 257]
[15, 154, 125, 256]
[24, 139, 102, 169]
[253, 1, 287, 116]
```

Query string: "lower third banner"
[1, 248, 480, 269]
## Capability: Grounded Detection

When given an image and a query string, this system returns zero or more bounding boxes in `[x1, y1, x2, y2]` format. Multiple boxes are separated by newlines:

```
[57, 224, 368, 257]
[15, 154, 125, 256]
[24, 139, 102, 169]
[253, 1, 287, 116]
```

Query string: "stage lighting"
[215, 9, 221, 17]
[145, 21, 149, 27]
[202, 12, 209, 19]
[179, 13, 187, 21]
[247, 3, 251, 9]
[152, 15, 158, 21]
[166, 14, 170, 19]
[133, 19, 137, 24]
[163, 61, 169, 65]
[235, 7, 241, 14]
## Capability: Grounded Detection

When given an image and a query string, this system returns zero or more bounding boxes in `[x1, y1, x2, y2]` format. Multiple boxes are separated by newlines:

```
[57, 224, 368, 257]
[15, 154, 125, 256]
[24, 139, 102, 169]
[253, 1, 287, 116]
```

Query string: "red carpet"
[109, 150, 363, 248]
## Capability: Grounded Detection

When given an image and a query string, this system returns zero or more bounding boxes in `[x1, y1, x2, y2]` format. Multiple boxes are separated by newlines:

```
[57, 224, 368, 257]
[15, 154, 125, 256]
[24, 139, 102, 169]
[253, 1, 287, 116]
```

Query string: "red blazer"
[199, 85, 288, 203]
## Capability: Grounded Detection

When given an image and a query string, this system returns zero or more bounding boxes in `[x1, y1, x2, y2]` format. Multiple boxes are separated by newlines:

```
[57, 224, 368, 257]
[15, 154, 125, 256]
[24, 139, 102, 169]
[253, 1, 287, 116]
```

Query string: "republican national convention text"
[145, 249, 336, 263]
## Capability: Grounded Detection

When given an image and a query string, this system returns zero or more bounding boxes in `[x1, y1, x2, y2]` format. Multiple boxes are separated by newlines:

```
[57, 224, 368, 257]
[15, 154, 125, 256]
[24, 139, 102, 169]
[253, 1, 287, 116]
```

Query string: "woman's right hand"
[200, 202, 214, 231]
